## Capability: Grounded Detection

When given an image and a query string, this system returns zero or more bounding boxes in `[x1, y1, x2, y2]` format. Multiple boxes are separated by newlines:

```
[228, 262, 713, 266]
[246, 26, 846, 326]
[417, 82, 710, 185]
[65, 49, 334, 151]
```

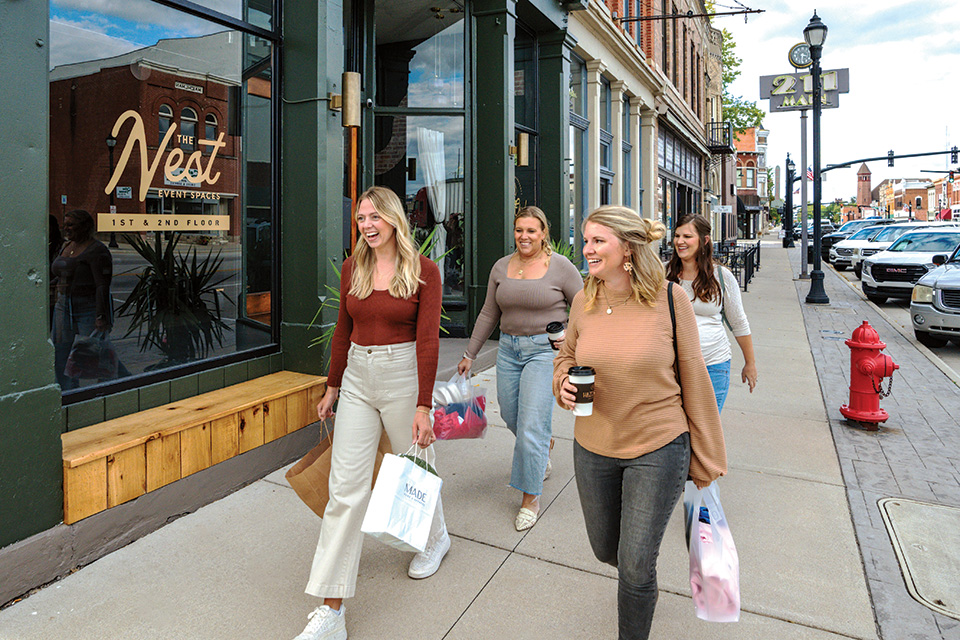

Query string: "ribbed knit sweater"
[464, 253, 583, 358]
[326, 255, 441, 407]
[552, 282, 727, 487]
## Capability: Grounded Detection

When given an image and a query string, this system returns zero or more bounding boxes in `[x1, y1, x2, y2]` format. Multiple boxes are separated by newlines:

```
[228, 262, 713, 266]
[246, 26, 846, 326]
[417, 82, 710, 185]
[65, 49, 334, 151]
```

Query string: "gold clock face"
[790, 43, 812, 68]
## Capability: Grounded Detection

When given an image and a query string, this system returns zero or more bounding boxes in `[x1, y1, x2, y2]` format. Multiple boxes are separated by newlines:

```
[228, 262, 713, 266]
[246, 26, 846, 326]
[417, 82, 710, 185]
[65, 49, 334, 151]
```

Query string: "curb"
[829, 264, 960, 389]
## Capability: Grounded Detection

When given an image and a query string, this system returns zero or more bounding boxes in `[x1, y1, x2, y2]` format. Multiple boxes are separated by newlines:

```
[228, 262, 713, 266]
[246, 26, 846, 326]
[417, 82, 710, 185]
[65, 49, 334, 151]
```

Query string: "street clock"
[789, 42, 812, 69]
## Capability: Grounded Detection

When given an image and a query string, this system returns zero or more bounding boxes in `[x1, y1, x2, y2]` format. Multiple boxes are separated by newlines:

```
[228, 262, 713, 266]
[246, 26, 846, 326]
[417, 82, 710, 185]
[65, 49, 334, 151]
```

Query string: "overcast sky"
[721, 0, 960, 205]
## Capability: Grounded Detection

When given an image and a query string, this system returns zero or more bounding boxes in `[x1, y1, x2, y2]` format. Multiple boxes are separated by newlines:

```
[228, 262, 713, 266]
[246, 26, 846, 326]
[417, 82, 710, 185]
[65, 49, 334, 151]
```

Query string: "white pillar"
[586, 60, 604, 212]
[610, 80, 626, 204]
[630, 98, 642, 214]
[640, 107, 657, 220]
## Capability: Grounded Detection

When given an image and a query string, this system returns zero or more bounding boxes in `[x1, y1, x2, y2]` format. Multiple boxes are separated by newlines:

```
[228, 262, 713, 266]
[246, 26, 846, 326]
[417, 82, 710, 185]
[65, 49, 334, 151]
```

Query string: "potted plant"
[117, 232, 233, 369]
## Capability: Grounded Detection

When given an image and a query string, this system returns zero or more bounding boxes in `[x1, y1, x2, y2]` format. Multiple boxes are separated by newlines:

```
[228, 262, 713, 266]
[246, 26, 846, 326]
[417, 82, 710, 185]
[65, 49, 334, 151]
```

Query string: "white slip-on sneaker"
[408, 527, 451, 579]
[293, 605, 347, 640]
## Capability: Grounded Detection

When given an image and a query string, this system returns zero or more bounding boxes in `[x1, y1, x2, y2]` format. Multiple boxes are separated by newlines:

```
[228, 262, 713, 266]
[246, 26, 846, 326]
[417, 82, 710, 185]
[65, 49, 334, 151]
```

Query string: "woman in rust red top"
[295, 186, 446, 640]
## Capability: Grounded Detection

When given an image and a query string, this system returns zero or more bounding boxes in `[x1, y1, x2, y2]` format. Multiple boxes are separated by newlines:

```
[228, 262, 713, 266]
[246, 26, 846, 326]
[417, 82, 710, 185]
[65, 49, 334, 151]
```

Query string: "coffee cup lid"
[546, 321, 564, 332]
[568, 366, 595, 376]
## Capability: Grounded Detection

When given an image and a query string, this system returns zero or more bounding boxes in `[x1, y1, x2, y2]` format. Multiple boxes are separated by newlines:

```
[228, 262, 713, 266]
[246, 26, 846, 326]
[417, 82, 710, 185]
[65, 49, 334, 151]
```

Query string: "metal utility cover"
[879, 497, 960, 620]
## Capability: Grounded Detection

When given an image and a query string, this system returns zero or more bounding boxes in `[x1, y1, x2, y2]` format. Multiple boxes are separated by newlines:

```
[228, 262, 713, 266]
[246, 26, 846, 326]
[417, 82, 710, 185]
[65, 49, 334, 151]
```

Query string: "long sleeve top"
[678, 265, 751, 366]
[552, 282, 727, 487]
[464, 253, 583, 359]
[327, 255, 441, 407]
[51, 240, 113, 323]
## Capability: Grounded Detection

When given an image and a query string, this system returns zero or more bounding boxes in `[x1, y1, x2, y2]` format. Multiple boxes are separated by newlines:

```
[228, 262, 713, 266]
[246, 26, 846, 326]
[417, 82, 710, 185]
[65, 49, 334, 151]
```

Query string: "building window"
[569, 54, 589, 256]
[671, 3, 678, 86]
[48, 1, 279, 400]
[746, 168, 756, 188]
[623, 96, 631, 208]
[158, 103, 173, 144]
[204, 113, 218, 143]
[180, 107, 198, 151]
[635, 0, 643, 45]
[661, 0, 668, 78]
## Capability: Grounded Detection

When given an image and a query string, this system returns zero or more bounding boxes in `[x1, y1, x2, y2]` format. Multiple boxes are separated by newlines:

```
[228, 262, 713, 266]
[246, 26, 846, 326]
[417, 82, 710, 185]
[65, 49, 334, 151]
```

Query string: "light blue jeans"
[496, 332, 555, 496]
[706, 360, 731, 412]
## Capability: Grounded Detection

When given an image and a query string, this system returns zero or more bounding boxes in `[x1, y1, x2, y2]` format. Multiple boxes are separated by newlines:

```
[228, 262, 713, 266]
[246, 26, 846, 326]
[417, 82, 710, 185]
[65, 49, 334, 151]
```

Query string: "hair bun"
[643, 218, 666, 243]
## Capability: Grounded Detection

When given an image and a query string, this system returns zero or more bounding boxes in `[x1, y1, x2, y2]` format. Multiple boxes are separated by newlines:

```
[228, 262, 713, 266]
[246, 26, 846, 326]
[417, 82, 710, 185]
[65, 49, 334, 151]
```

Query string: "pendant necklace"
[515, 250, 542, 279]
[602, 288, 632, 314]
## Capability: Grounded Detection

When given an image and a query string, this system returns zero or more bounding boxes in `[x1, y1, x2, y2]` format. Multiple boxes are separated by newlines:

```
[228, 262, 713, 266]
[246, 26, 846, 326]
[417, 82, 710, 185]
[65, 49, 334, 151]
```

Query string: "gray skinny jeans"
[573, 433, 690, 640]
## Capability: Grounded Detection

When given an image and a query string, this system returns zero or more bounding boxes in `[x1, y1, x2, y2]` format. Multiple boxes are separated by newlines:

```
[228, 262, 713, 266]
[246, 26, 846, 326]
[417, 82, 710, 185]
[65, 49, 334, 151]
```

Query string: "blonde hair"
[514, 206, 553, 256]
[582, 205, 666, 310]
[350, 186, 422, 299]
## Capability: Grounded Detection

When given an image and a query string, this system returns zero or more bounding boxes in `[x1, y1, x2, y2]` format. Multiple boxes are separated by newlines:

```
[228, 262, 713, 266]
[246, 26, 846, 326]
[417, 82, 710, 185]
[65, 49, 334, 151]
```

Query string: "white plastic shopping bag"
[361, 445, 442, 553]
[684, 481, 740, 623]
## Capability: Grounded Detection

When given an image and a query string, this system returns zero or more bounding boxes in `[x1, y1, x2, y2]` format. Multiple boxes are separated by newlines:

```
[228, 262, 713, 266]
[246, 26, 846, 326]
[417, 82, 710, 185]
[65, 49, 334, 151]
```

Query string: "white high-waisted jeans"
[305, 341, 445, 599]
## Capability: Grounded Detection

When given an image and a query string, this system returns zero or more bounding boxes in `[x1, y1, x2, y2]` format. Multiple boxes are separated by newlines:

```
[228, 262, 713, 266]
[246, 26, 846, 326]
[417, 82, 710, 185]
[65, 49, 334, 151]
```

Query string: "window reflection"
[49, 1, 275, 394]
[374, 116, 465, 297]
[375, 1, 464, 109]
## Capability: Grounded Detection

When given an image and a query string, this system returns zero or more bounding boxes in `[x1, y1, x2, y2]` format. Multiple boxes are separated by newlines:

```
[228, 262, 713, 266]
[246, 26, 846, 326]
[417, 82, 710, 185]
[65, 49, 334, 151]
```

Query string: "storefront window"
[49, 1, 277, 397]
[375, 4, 464, 109]
[374, 116, 465, 297]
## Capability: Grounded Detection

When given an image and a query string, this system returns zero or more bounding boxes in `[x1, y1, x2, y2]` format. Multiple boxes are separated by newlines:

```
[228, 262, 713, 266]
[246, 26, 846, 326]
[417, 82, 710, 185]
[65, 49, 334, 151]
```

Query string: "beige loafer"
[515, 507, 538, 531]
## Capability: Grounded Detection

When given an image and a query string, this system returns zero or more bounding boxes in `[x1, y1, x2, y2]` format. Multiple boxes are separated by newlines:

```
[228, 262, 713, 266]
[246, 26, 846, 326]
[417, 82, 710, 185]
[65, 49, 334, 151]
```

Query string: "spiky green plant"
[116, 233, 233, 369]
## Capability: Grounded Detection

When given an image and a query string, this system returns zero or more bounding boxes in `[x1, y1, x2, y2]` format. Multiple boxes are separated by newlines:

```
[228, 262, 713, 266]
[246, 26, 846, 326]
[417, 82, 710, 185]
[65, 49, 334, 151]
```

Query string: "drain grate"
[879, 497, 960, 620]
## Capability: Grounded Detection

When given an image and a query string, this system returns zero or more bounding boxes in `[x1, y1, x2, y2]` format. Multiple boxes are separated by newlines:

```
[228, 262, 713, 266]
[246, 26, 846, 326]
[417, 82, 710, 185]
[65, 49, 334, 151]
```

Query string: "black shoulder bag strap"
[668, 282, 679, 384]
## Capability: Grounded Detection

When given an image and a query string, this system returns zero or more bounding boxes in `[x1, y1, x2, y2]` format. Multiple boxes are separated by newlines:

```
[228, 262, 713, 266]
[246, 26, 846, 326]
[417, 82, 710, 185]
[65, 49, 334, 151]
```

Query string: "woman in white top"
[666, 214, 756, 411]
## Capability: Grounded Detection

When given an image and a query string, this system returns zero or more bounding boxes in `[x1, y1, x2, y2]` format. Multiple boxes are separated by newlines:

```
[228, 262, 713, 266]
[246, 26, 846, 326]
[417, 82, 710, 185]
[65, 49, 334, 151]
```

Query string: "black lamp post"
[106, 135, 118, 248]
[784, 155, 796, 248]
[804, 11, 829, 304]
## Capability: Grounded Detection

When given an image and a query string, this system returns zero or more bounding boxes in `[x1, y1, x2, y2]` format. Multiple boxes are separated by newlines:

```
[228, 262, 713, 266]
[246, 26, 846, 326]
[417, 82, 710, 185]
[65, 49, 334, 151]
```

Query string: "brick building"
[49, 32, 243, 239]
[734, 126, 769, 238]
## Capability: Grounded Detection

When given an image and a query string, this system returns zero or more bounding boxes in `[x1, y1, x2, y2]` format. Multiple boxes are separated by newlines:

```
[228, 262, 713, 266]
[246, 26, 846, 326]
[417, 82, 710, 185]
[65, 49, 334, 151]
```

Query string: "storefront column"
[610, 80, 625, 205]
[640, 108, 658, 220]
[537, 29, 575, 239]
[585, 60, 604, 212]
[471, 0, 516, 320]
[0, 0, 64, 548]
[281, 0, 344, 371]
[630, 98, 643, 216]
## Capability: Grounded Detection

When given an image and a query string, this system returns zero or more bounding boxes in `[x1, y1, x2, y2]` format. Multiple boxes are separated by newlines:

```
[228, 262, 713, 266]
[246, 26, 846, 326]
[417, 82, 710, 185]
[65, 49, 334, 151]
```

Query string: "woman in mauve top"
[459, 206, 583, 531]
[555, 206, 725, 640]
[295, 186, 447, 640]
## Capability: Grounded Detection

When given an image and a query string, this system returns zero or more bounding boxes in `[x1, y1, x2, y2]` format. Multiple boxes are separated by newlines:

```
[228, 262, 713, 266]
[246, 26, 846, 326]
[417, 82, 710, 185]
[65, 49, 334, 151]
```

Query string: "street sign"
[116, 186, 133, 199]
[759, 68, 849, 112]
[61, 195, 67, 205]
[713, 205, 732, 214]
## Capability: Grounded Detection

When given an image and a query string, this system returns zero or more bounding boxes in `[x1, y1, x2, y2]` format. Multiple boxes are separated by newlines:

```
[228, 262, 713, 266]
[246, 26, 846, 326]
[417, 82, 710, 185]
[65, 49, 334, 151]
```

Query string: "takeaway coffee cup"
[546, 322, 565, 350]
[568, 366, 595, 416]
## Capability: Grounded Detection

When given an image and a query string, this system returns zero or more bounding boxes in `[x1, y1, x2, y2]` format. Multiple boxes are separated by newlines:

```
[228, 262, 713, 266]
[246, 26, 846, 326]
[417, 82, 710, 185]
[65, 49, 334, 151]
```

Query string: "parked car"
[820, 217, 895, 260]
[828, 225, 886, 270]
[792, 220, 837, 240]
[861, 228, 960, 304]
[910, 244, 960, 348]
[851, 221, 959, 279]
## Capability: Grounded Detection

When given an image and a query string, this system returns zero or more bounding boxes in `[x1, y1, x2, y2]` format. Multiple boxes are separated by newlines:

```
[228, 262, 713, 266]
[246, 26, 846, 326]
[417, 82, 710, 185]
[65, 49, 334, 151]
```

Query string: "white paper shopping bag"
[361, 447, 442, 553]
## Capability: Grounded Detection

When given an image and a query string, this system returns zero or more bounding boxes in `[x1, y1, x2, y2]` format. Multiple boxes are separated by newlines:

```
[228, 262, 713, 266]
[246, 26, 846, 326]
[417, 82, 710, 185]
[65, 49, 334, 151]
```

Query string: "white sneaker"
[408, 527, 451, 579]
[293, 605, 347, 640]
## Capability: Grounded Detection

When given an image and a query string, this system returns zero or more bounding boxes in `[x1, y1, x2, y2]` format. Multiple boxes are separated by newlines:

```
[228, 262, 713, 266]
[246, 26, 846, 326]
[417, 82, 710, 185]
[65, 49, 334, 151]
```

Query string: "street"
[829, 262, 960, 375]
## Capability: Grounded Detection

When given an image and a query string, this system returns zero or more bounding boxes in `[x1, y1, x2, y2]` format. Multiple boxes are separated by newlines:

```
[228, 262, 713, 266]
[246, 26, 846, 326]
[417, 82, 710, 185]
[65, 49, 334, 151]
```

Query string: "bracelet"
[416, 407, 431, 414]
[462, 352, 475, 361]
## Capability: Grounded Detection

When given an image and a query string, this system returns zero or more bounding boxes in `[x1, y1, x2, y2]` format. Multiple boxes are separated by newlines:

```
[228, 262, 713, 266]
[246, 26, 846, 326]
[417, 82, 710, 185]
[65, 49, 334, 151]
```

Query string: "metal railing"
[706, 121, 735, 154]
[660, 239, 762, 291]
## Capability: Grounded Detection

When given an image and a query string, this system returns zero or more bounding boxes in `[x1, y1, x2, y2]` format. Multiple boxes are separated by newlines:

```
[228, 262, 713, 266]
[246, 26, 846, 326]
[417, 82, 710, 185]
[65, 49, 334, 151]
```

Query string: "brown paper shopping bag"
[286, 424, 392, 518]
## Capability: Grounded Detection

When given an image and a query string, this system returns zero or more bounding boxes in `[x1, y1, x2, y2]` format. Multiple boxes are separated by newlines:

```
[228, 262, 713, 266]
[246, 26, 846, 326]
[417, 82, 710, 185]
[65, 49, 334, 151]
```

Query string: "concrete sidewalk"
[0, 242, 878, 639]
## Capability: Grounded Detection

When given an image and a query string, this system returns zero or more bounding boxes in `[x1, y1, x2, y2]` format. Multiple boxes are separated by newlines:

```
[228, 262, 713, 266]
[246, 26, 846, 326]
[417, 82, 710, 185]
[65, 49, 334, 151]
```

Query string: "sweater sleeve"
[415, 257, 442, 406]
[325, 258, 354, 389]
[464, 258, 506, 359]
[672, 284, 727, 485]
[557, 255, 585, 306]
[720, 266, 751, 337]
[553, 292, 584, 406]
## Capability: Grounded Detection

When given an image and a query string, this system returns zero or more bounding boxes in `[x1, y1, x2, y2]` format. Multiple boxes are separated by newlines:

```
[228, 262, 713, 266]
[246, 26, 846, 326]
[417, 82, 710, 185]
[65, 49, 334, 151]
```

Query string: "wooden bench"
[61, 371, 326, 524]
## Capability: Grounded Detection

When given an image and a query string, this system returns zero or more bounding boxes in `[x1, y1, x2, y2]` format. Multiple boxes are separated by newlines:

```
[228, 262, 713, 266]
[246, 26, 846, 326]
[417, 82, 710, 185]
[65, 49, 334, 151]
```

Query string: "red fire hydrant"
[840, 321, 899, 431]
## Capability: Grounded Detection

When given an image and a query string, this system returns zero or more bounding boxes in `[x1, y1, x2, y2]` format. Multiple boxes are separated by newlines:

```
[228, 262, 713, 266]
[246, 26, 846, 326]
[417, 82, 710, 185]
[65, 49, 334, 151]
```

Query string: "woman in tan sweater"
[554, 206, 726, 640]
